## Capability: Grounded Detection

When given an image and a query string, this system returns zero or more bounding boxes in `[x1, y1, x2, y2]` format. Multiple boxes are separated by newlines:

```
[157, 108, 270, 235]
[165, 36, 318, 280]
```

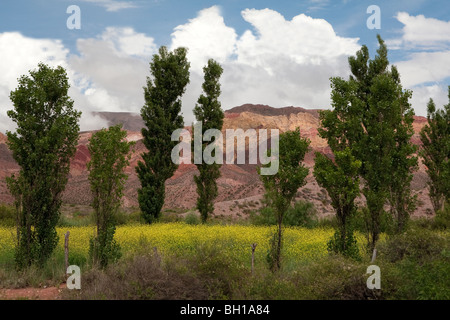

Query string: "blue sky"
[0, 0, 449, 131]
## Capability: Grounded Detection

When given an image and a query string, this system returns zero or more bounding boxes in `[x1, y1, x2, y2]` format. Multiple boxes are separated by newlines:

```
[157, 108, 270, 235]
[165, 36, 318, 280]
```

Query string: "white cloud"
[170, 6, 237, 72]
[101, 27, 157, 57]
[409, 84, 449, 117]
[69, 27, 156, 116]
[390, 12, 450, 50]
[169, 7, 360, 123]
[237, 8, 359, 67]
[388, 13, 450, 116]
[0, 32, 72, 132]
[80, 0, 137, 12]
[396, 51, 450, 87]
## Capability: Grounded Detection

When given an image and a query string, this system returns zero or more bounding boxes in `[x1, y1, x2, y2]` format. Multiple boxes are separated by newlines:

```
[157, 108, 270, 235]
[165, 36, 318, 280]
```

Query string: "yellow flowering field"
[0, 223, 367, 265]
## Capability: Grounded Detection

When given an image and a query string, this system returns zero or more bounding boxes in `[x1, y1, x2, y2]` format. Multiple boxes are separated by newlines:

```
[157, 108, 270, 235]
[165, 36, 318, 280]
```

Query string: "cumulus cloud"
[388, 13, 450, 115]
[69, 27, 156, 116]
[390, 12, 450, 50]
[12, 7, 444, 134]
[170, 6, 237, 72]
[0, 32, 72, 132]
[236, 9, 359, 68]
[395, 51, 450, 87]
[409, 84, 449, 117]
[170, 6, 360, 123]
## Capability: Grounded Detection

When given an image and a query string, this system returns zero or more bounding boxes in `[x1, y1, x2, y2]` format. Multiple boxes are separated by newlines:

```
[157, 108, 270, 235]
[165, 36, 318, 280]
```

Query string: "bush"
[184, 212, 200, 225]
[378, 227, 449, 264]
[0, 205, 15, 227]
[66, 253, 210, 300]
[115, 210, 144, 225]
[251, 200, 317, 228]
[284, 201, 318, 228]
[350, 208, 395, 235]
[378, 228, 450, 299]
[434, 204, 450, 230]
[327, 229, 360, 261]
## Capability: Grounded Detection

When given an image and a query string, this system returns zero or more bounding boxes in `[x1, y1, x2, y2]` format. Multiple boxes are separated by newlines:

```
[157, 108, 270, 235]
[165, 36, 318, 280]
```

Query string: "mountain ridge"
[0, 104, 432, 219]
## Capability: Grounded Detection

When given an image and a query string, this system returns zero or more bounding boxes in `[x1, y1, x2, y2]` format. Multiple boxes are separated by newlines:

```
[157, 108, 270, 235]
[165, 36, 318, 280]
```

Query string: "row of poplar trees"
[258, 35, 449, 270]
[136, 47, 224, 225]
[5, 46, 224, 268]
[5, 36, 448, 270]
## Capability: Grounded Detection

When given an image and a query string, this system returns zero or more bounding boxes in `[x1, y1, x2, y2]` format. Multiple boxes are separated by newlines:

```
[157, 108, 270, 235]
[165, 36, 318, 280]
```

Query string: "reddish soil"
[0, 284, 66, 300]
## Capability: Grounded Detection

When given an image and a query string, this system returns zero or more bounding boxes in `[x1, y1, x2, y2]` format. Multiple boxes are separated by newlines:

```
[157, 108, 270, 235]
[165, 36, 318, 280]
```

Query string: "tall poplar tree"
[259, 128, 310, 271]
[193, 59, 224, 223]
[136, 46, 190, 223]
[6, 63, 81, 268]
[88, 124, 134, 268]
[420, 89, 450, 212]
[320, 35, 416, 250]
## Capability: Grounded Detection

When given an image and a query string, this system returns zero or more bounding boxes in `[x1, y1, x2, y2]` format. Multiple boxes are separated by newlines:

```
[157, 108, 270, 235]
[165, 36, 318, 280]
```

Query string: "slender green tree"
[193, 59, 224, 223]
[420, 89, 450, 212]
[314, 148, 361, 259]
[136, 46, 190, 223]
[87, 124, 134, 268]
[6, 63, 81, 268]
[320, 35, 416, 250]
[259, 128, 309, 271]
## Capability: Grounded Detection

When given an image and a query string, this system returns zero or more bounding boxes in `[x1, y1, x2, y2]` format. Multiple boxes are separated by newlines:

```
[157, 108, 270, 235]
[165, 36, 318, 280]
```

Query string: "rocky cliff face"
[0, 105, 433, 218]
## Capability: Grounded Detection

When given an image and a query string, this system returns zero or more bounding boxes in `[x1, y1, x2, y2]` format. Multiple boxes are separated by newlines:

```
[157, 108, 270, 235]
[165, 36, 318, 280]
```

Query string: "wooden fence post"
[371, 248, 377, 263]
[251, 243, 257, 275]
[64, 231, 70, 272]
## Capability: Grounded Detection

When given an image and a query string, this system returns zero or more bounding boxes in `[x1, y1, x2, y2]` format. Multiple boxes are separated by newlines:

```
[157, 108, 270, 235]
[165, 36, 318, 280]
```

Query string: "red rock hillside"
[0, 105, 433, 218]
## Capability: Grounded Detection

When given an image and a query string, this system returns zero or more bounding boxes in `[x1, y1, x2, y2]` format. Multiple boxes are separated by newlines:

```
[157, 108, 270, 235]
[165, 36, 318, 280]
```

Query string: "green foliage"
[258, 128, 310, 271]
[321, 35, 416, 249]
[89, 225, 122, 269]
[326, 229, 360, 261]
[419, 89, 450, 213]
[434, 203, 450, 230]
[378, 228, 450, 299]
[314, 148, 361, 258]
[350, 207, 395, 237]
[184, 212, 201, 225]
[193, 59, 224, 223]
[266, 229, 282, 272]
[87, 124, 134, 268]
[251, 200, 317, 228]
[136, 46, 190, 224]
[0, 205, 15, 227]
[378, 227, 448, 264]
[6, 63, 81, 268]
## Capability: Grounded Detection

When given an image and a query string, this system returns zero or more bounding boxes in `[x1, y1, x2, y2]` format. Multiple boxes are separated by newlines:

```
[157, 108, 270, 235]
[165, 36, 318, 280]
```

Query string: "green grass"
[0, 203, 449, 300]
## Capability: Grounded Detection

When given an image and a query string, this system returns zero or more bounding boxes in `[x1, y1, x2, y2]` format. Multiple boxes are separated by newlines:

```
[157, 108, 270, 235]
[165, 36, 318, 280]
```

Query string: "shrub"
[251, 200, 317, 228]
[0, 205, 15, 227]
[66, 253, 210, 300]
[378, 227, 449, 264]
[434, 204, 450, 230]
[184, 212, 201, 225]
[326, 229, 360, 261]
[350, 208, 395, 236]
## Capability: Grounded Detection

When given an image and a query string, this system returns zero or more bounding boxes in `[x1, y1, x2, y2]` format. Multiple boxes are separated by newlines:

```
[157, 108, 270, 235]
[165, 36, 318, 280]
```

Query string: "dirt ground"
[0, 283, 66, 300]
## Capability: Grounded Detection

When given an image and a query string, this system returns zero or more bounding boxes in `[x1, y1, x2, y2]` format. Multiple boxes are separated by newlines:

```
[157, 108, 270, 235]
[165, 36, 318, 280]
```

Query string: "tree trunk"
[64, 231, 70, 272]
[276, 218, 282, 271]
